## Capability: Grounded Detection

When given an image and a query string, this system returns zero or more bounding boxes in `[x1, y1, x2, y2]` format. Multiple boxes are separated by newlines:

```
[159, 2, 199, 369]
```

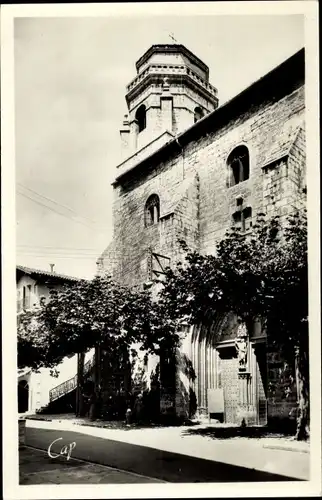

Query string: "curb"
[263, 443, 309, 454]
[25, 416, 53, 421]
[22, 417, 310, 455]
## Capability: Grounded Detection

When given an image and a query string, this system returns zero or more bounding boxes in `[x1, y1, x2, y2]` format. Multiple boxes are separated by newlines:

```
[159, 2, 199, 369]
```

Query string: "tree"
[264, 211, 309, 440]
[159, 211, 309, 439]
[17, 307, 65, 375]
[17, 274, 180, 416]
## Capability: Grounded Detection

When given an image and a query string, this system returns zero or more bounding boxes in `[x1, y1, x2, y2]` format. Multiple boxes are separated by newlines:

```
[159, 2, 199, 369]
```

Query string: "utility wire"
[17, 184, 106, 234]
[17, 253, 102, 258]
[16, 197, 304, 263]
[17, 183, 99, 225]
[17, 254, 100, 260]
[17, 191, 98, 231]
[16, 245, 107, 256]
[17, 244, 104, 250]
[17, 247, 103, 254]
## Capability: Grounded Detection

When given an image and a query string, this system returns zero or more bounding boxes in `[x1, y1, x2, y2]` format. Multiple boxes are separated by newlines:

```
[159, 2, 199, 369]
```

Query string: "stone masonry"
[97, 46, 306, 424]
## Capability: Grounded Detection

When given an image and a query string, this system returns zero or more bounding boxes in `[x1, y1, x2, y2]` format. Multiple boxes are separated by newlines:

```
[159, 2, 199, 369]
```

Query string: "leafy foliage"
[159, 211, 307, 335]
[159, 210, 309, 439]
[17, 211, 309, 437]
[17, 275, 180, 372]
[17, 308, 62, 372]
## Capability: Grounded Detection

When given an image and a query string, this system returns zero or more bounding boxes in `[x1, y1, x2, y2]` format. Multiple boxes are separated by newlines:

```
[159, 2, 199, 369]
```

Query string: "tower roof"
[135, 44, 209, 79]
[126, 43, 217, 106]
[115, 48, 305, 185]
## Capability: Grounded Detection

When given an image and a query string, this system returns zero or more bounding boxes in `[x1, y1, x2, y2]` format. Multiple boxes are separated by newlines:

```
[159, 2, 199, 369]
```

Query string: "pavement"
[22, 417, 310, 482]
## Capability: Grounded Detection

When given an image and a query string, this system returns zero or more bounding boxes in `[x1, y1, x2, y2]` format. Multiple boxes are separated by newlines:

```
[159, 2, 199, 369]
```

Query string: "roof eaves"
[135, 44, 209, 74]
[16, 265, 80, 282]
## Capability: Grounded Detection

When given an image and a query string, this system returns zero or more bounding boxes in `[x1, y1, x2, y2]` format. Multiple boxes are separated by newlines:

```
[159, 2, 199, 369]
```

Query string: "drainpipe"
[175, 137, 184, 179]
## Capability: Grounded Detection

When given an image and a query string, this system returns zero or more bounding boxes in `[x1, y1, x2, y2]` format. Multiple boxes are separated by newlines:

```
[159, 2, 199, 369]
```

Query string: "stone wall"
[98, 51, 306, 424]
[101, 82, 305, 287]
[101, 159, 200, 287]
[183, 86, 305, 254]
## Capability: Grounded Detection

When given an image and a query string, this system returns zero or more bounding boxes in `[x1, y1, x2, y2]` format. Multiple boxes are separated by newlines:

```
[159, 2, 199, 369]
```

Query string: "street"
[19, 445, 164, 484]
[22, 423, 307, 483]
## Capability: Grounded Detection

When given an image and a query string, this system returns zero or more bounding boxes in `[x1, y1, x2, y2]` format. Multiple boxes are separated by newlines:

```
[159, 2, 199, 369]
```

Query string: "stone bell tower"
[118, 44, 219, 164]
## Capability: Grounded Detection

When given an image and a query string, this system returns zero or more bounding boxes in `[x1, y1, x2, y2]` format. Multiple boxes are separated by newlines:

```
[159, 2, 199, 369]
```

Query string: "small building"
[16, 265, 81, 415]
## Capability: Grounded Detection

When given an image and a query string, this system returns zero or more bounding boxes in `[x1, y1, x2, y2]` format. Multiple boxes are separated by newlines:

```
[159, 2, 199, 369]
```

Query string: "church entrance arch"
[18, 380, 29, 413]
[190, 313, 267, 425]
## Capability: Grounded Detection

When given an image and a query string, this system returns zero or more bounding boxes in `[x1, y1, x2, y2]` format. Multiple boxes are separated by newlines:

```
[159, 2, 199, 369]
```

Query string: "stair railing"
[49, 356, 94, 402]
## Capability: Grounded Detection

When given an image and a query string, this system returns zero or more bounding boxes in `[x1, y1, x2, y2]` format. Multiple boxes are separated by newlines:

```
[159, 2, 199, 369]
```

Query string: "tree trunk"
[159, 348, 176, 421]
[90, 344, 101, 420]
[76, 352, 85, 417]
[295, 345, 309, 441]
[123, 346, 131, 403]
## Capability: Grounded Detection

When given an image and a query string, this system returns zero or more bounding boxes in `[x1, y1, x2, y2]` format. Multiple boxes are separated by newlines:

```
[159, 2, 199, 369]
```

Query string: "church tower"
[118, 44, 219, 165]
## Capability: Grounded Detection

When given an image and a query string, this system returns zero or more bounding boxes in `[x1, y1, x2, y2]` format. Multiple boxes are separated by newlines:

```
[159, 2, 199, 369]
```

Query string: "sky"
[14, 13, 304, 279]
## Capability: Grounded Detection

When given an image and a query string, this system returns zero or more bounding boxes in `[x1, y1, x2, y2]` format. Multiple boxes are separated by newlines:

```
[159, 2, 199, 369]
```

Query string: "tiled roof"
[16, 265, 80, 282]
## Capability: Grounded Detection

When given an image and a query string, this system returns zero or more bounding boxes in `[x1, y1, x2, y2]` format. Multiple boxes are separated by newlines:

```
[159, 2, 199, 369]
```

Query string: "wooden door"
[218, 346, 239, 423]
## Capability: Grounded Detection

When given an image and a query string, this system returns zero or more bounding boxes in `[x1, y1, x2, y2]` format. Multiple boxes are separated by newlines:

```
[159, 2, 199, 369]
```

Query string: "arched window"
[194, 106, 204, 123]
[135, 105, 146, 133]
[227, 145, 250, 187]
[145, 194, 160, 227]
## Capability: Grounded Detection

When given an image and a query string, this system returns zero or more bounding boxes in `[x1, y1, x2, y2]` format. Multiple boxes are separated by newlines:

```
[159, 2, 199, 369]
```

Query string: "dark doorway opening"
[18, 380, 29, 413]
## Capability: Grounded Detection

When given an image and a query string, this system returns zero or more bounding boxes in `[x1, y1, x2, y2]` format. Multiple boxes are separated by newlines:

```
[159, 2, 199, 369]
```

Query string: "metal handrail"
[49, 356, 94, 402]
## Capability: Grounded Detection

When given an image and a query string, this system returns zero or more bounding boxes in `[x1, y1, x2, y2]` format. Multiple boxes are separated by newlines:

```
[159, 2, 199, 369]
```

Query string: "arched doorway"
[190, 313, 267, 425]
[18, 380, 29, 413]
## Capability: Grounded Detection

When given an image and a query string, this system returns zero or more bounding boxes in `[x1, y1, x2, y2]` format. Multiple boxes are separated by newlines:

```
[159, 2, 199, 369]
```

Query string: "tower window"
[227, 146, 250, 187]
[145, 194, 160, 227]
[135, 105, 146, 133]
[194, 106, 204, 123]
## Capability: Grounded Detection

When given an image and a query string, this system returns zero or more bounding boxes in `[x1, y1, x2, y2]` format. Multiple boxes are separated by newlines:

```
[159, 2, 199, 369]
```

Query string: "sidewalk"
[24, 415, 310, 481]
[25, 413, 310, 453]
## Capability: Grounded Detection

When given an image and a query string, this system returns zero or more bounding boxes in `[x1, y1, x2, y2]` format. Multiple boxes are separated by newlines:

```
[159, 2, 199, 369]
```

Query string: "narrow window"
[22, 286, 26, 310]
[145, 194, 160, 227]
[26, 285, 31, 309]
[135, 105, 146, 133]
[232, 206, 252, 232]
[232, 211, 242, 231]
[243, 207, 252, 232]
[194, 106, 204, 123]
[227, 146, 250, 187]
[22, 285, 31, 310]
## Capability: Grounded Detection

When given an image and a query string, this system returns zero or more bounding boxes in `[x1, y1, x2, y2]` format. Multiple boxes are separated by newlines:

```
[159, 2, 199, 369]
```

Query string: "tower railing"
[126, 64, 218, 96]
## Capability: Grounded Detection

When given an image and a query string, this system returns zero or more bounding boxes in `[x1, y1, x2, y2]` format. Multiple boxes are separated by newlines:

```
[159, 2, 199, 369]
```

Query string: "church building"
[97, 44, 306, 425]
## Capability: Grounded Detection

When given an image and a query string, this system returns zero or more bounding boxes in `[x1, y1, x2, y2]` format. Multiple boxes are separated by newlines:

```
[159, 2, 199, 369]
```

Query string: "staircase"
[36, 356, 94, 414]
[49, 356, 94, 402]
